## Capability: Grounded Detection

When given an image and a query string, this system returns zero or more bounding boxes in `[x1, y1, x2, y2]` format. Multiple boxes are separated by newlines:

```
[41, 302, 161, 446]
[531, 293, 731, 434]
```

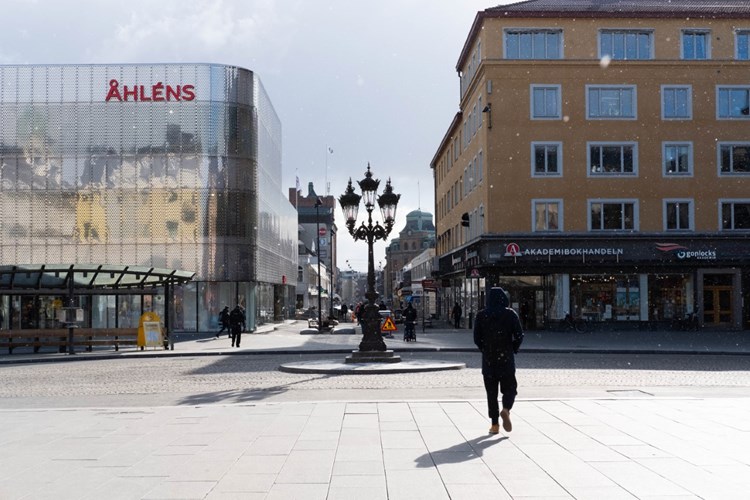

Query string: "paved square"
[1, 397, 749, 499]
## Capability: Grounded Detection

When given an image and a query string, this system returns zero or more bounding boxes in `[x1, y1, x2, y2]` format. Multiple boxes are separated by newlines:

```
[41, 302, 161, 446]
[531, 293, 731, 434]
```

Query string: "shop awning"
[0, 264, 195, 291]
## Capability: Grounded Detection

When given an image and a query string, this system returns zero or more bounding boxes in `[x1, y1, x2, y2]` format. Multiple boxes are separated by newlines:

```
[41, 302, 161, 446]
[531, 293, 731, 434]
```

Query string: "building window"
[682, 30, 710, 59]
[663, 142, 693, 176]
[721, 201, 750, 230]
[530, 85, 561, 119]
[587, 85, 636, 119]
[531, 142, 562, 177]
[588, 143, 637, 176]
[505, 29, 562, 59]
[719, 143, 750, 174]
[599, 30, 653, 60]
[477, 150, 483, 183]
[477, 96, 483, 129]
[717, 87, 750, 119]
[738, 30, 750, 60]
[664, 200, 693, 231]
[533, 200, 562, 231]
[589, 200, 637, 231]
[662, 85, 692, 119]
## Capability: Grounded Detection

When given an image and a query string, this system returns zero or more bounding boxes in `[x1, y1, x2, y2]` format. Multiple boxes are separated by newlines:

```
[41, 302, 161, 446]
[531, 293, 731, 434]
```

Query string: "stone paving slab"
[1, 397, 749, 499]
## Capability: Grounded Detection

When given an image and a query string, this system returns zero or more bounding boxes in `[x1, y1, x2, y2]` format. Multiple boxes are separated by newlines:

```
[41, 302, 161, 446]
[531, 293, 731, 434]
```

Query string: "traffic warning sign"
[380, 316, 397, 332]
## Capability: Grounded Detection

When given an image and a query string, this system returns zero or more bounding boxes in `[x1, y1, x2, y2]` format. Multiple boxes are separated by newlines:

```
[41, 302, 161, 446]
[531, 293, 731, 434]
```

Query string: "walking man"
[452, 302, 462, 329]
[216, 306, 230, 338]
[473, 287, 524, 434]
[229, 305, 246, 348]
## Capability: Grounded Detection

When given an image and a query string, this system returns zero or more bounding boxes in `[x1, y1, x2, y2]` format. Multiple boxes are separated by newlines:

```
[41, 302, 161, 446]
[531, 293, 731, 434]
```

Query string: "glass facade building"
[0, 63, 297, 332]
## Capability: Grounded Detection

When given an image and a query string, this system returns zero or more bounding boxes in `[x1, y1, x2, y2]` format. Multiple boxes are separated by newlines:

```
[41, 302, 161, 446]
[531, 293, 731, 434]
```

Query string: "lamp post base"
[345, 350, 402, 364]
[358, 301, 387, 352]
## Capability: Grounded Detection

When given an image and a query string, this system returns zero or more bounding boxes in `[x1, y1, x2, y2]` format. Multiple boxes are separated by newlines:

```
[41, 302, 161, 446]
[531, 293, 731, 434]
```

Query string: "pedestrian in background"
[355, 302, 364, 324]
[229, 305, 245, 347]
[340, 303, 348, 323]
[216, 306, 230, 338]
[452, 302, 462, 329]
[473, 287, 524, 435]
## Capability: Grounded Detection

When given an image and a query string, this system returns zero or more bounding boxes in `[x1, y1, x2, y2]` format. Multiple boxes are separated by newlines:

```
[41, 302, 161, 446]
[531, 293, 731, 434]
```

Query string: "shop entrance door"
[703, 286, 732, 325]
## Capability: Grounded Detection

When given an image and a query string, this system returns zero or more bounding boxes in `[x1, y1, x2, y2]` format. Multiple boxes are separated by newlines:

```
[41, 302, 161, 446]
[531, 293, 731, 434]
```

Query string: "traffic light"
[461, 212, 470, 227]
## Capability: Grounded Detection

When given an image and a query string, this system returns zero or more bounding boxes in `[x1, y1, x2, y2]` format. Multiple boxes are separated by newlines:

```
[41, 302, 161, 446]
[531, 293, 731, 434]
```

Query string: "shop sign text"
[105, 79, 196, 102]
[656, 243, 716, 260]
[675, 249, 716, 260]
[504, 243, 623, 258]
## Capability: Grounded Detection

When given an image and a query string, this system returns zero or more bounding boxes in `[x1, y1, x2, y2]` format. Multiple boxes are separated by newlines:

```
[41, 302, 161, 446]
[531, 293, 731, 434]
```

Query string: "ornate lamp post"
[339, 164, 400, 356]
[329, 228, 336, 320]
[314, 197, 323, 331]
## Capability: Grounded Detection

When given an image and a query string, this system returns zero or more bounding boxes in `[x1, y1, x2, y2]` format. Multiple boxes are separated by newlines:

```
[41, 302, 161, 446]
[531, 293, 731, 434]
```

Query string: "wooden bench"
[0, 328, 140, 354]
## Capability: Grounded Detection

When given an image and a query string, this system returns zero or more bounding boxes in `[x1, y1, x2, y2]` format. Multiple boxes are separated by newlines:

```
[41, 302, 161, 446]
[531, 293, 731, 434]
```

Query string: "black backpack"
[479, 309, 516, 361]
[230, 308, 244, 324]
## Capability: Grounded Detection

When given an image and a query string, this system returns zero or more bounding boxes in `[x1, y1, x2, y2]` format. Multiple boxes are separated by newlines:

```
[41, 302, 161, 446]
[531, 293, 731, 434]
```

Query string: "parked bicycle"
[560, 312, 588, 333]
[670, 312, 700, 331]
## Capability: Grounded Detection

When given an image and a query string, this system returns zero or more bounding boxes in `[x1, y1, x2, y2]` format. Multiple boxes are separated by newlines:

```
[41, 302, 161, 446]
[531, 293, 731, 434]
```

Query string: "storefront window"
[571, 274, 640, 321]
[178, 282, 197, 331]
[648, 274, 690, 321]
[497, 276, 542, 329]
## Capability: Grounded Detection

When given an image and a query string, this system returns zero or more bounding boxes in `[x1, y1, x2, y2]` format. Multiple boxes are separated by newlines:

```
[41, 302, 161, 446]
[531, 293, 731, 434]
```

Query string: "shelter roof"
[0, 264, 194, 291]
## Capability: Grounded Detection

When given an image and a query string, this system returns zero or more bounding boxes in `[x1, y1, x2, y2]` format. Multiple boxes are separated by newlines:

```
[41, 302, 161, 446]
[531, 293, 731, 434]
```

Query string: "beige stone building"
[384, 210, 435, 308]
[431, 0, 750, 330]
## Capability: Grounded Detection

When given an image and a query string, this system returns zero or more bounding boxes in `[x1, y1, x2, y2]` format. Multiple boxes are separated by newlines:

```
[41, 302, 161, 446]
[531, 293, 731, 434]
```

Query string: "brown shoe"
[489, 424, 500, 435]
[500, 408, 512, 432]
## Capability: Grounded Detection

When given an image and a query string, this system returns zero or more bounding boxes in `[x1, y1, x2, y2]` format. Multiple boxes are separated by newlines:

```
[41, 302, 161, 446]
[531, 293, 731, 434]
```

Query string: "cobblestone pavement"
[1, 352, 749, 409]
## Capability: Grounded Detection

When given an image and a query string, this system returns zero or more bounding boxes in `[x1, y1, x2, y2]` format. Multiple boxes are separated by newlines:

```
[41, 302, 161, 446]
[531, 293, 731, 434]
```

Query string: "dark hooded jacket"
[473, 287, 524, 375]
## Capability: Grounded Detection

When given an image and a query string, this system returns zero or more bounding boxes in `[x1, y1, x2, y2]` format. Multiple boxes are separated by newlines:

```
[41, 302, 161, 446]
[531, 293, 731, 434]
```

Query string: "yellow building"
[431, 0, 750, 330]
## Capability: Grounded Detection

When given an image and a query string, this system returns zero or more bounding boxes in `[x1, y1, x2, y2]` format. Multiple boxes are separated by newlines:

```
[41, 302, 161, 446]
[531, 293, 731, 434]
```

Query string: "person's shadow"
[414, 434, 508, 467]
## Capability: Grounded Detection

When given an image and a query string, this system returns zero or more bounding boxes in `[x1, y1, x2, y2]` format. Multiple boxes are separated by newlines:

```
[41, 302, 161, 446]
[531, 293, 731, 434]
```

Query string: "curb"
[2, 346, 748, 366]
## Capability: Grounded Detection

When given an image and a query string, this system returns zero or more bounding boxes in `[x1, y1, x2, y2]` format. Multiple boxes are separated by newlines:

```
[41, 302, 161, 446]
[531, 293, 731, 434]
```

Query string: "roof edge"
[430, 112, 463, 168]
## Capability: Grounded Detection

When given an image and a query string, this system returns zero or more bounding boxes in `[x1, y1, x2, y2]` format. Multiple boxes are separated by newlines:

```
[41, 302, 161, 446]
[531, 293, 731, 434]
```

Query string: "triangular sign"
[381, 316, 397, 332]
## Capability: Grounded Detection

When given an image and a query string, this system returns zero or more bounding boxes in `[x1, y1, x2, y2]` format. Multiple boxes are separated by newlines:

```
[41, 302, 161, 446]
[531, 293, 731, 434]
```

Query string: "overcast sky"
[1, 0, 506, 272]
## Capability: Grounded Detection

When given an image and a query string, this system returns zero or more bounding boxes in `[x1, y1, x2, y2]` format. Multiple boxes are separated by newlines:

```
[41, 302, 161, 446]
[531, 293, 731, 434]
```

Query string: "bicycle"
[560, 313, 588, 333]
[670, 312, 700, 331]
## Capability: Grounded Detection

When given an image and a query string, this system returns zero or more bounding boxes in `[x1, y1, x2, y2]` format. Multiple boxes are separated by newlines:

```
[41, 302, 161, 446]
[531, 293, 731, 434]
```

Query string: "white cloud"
[89, 0, 298, 65]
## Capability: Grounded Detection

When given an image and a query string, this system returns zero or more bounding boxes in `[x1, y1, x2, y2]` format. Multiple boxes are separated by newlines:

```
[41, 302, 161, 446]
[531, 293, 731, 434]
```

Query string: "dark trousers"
[454, 317, 460, 328]
[483, 368, 518, 419]
[231, 324, 242, 347]
[218, 323, 229, 334]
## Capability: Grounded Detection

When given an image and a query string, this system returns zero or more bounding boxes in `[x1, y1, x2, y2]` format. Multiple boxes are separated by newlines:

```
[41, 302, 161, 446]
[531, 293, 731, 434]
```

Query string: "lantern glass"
[378, 179, 400, 223]
[343, 203, 358, 224]
[338, 179, 361, 223]
[358, 164, 379, 208]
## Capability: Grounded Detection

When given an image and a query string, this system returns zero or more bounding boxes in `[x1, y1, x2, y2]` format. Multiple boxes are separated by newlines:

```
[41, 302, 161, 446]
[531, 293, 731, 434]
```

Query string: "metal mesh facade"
[0, 63, 297, 287]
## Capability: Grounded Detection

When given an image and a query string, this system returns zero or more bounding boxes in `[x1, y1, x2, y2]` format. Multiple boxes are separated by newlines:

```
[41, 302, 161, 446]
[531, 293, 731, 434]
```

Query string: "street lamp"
[315, 197, 323, 331]
[329, 227, 336, 320]
[339, 163, 400, 355]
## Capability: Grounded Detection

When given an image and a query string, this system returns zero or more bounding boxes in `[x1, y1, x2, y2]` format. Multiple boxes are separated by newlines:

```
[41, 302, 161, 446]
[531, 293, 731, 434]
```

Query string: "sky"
[1, 0, 508, 273]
